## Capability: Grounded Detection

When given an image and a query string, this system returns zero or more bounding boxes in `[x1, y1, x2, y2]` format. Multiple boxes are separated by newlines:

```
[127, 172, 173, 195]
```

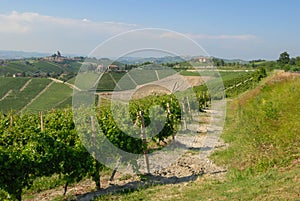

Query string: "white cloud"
[0, 11, 257, 57]
[0, 11, 140, 54]
[0, 11, 138, 35]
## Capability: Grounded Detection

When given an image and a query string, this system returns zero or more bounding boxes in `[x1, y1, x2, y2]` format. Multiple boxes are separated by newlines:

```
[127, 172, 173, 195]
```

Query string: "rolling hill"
[0, 59, 82, 77]
[0, 77, 73, 113]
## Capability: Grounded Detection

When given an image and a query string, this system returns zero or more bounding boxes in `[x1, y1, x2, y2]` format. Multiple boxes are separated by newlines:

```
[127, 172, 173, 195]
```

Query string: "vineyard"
[96, 69, 176, 92]
[0, 78, 52, 113]
[24, 83, 72, 113]
[0, 60, 81, 77]
[0, 91, 205, 200]
[0, 78, 73, 113]
[0, 68, 267, 200]
[0, 69, 264, 114]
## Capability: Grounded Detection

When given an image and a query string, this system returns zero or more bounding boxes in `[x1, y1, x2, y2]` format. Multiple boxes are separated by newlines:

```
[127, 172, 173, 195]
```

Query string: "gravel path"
[77, 100, 227, 201]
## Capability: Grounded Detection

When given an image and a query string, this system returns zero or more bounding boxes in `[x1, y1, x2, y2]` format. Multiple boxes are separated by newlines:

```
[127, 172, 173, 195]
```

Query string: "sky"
[0, 0, 300, 60]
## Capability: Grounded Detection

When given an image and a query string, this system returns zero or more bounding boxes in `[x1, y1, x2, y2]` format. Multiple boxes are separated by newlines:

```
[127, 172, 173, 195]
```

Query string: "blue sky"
[0, 0, 300, 60]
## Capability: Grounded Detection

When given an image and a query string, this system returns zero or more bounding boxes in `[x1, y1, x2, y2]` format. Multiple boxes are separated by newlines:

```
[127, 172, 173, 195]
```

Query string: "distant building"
[108, 64, 119, 71]
[43, 51, 81, 63]
[96, 64, 105, 72]
[13, 73, 23, 77]
[197, 57, 208, 63]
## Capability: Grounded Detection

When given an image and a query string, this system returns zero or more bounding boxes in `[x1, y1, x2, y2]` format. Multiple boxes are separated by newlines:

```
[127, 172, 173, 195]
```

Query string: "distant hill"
[218, 57, 249, 64]
[116, 56, 188, 64]
[0, 58, 82, 78]
[0, 50, 50, 59]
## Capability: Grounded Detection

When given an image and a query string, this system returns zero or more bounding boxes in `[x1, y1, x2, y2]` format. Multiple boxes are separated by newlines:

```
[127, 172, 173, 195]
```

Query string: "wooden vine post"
[181, 98, 187, 131]
[139, 111, 150, 174]
[40, 112, 44, 132]
[186, 97, 193, 121]
[90, 116, 97, 146]
[109, 157, 121, 182]
[167, 102, 175, 141]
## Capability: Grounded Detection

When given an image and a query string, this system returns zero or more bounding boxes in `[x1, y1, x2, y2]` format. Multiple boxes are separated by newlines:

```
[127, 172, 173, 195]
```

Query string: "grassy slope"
[25, 82, 72, 113]
[0, 77, 74, 113]
[0, 60, 82, 76]
[0, 78, 51, 113]
[0, 77, 30, 98]
[95, 72, 300, 201]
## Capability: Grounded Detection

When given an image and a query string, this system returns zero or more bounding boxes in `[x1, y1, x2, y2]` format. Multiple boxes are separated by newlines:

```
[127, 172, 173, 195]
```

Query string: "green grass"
[179, 70, 201, 76]
[94, 73, 300, 201]
[94, 167, 299, 201]
[213, 76, 300, 173]
[220, 71, 252, 82]
[23, 174, 65, 194]
[66, 76, 76, 84]
[25, 82, 72, 113]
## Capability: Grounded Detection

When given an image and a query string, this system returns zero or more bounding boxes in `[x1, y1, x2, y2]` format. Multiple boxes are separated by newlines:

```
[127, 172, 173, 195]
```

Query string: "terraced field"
[96, 70, 177, 92]
[0, 77, 74, 113]
[127, 69, 158, 85]
[0, 60, 82, 76]
[0, 78, 52, 113]
[25, 82, 72, 113]
[0, 70, 258, 114]
[0, 77, 30, 98]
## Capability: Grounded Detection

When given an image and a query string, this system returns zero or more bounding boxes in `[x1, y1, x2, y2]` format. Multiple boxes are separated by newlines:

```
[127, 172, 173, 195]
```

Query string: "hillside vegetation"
[0, 70, 260, 114]
[0, 60, 81, 77]
[94, 71, 300, 200]
[0, 78, 72, 113]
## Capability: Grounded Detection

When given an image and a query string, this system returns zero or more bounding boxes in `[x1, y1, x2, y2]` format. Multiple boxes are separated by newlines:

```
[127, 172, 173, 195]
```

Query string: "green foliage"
[277, 51, 290, 65]
[212, 57, 225, 66]
[128, 94, 181, 143]
[0, 109, 99, 200]
[0, 91, 186, 199]
[222, 70, 266, 97]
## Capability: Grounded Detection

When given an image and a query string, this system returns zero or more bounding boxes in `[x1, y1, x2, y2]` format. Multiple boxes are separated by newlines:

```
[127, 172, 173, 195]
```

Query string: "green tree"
[289, 58, 296, 65]
[295, 56, 300, 66]
[277, 51, 290, 65]
[220, 59, 225, 66]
